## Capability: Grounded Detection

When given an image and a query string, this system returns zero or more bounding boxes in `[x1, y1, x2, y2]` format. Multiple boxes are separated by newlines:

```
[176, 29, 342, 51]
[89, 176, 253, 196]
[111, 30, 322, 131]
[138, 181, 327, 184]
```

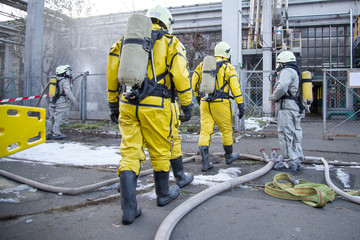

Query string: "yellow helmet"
[276, 51, 296, 63]
[146, 5, 174, 34]
[214, 41, 231, 59]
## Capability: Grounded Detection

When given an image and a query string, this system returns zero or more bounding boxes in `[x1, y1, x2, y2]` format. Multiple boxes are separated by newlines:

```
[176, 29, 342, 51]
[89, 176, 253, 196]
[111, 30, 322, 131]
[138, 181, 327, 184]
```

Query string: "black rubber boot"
[170, 156, 194, 188]
[154, 171, 180, 207]
[119, 171, 142, 225]
[224, 145, 240, 165]
[199, 146, 213, 172]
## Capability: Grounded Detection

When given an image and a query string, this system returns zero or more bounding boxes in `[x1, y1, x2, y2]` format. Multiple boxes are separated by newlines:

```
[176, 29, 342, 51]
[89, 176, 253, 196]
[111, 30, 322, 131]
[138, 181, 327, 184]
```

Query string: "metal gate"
[323, 69, 360, 139]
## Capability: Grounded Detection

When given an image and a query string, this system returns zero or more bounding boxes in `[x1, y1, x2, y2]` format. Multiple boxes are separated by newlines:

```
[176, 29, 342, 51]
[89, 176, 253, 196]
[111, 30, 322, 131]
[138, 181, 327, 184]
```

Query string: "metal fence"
[0, 73, 109, 122]
[0, 76, 24, 101]
[239, 69, 279, 136]
[242, 70, 265, 118]
[322, 69, 360, 139]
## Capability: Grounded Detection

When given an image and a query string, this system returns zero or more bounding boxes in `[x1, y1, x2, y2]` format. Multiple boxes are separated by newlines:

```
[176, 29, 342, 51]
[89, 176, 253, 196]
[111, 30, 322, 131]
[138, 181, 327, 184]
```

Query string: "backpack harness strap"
[279, 64, 305, 113]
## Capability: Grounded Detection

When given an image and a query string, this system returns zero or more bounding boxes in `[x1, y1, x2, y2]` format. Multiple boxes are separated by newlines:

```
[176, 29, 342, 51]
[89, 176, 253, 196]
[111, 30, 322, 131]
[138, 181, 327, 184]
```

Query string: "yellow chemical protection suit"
[107, 24, 193, 176]
[192, 57, 243, 147]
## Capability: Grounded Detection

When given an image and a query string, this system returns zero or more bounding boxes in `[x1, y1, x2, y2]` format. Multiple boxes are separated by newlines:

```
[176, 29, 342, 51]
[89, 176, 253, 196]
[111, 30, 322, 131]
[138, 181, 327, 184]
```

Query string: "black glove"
[196, 96, 201, 105]
[238, 103, 245, 119]
[179, 103, 193, 122]
[109, 101, 119, 124]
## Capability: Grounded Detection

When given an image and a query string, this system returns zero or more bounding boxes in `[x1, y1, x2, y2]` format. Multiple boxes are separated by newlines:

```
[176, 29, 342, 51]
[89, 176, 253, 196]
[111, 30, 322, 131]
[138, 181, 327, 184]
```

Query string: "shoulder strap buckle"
[143, 37, 152, 52]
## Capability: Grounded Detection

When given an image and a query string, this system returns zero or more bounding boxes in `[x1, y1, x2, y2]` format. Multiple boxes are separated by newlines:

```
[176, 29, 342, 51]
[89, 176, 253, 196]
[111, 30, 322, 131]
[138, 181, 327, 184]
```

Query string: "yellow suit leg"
[138, 99, 173, 172]
[198, 101, 215, 147]
[118, 104, 146, 176]
[212, 100, 233, 146]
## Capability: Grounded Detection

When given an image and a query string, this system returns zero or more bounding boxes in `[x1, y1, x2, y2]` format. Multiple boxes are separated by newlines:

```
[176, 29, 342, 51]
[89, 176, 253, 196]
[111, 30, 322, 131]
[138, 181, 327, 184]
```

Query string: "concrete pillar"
[262, 0, 272, 116]
[222, 0, 244, 131]
[222, 0, 241, 68]
[23, 0, 44, 105]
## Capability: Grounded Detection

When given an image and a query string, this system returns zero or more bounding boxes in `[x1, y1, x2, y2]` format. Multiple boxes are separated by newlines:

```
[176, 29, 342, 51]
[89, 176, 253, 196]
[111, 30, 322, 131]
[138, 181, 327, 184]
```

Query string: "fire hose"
[1, 153, 359, 201]
[305, 156, 360, 205]
[154, 153, 360, 240]
[0, 151, 359, 240]
[0, 156, 195, 195]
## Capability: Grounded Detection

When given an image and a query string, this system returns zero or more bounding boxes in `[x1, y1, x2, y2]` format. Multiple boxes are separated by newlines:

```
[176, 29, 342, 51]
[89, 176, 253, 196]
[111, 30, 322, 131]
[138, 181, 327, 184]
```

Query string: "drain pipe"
[154, 154, 274, 240]
[0, 156, 196, 195]
[305, 156, 360, 205]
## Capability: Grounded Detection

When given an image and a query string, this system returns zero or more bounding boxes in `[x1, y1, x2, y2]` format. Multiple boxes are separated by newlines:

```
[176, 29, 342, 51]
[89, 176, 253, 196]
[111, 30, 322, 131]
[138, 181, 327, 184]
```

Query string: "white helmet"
[214, 42, 231, 59]
[276, 51, 296, 63]
[56, 65, 67, 76]
[56, 65, 72, 77]
[146, 5, 174, 34]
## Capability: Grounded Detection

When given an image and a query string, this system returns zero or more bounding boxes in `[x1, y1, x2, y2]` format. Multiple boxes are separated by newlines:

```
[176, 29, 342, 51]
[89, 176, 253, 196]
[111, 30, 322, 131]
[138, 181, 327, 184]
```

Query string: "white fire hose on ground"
[154, 153, 360, 240]
[305, 156, 360, 205]
[1, 151, 359, 240]
[0, 156, 195, 195]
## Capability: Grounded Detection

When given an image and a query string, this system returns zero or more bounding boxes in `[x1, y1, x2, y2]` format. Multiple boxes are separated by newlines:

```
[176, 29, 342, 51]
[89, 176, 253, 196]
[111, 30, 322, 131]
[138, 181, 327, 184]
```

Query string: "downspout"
[273, 0, 284, 49]
[254, 0, 261, 45]
[248, 0, 256, 49]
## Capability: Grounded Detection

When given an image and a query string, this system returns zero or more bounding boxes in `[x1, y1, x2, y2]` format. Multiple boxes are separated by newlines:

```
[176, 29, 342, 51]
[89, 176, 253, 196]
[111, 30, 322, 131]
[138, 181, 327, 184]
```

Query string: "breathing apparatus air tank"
[301, 71, 313, 111]
[48, 77, 57, 98]
[200, 56, 217, 100]
[118, 14, 152, 89]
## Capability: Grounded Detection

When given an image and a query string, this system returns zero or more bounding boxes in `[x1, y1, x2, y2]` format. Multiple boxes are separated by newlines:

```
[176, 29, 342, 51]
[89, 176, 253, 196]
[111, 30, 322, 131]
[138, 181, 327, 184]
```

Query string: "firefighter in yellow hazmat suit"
[106, 5, 193, 225]
[192, 42, 244, 171]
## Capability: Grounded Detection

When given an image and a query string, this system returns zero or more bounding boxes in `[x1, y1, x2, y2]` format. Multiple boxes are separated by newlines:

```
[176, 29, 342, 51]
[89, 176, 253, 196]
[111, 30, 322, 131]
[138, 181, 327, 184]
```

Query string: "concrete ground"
[0, 117, 359, 240]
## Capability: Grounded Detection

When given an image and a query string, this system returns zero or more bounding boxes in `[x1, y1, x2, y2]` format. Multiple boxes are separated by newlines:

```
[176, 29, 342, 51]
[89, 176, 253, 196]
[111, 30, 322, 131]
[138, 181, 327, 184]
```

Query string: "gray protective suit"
[46, 76, 77, 137]
[269, 67, 304, 165]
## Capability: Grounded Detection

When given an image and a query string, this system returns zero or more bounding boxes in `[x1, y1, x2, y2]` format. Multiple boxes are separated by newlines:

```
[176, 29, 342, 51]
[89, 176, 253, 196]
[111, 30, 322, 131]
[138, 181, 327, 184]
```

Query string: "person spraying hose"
[46, 65, 78, 140]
